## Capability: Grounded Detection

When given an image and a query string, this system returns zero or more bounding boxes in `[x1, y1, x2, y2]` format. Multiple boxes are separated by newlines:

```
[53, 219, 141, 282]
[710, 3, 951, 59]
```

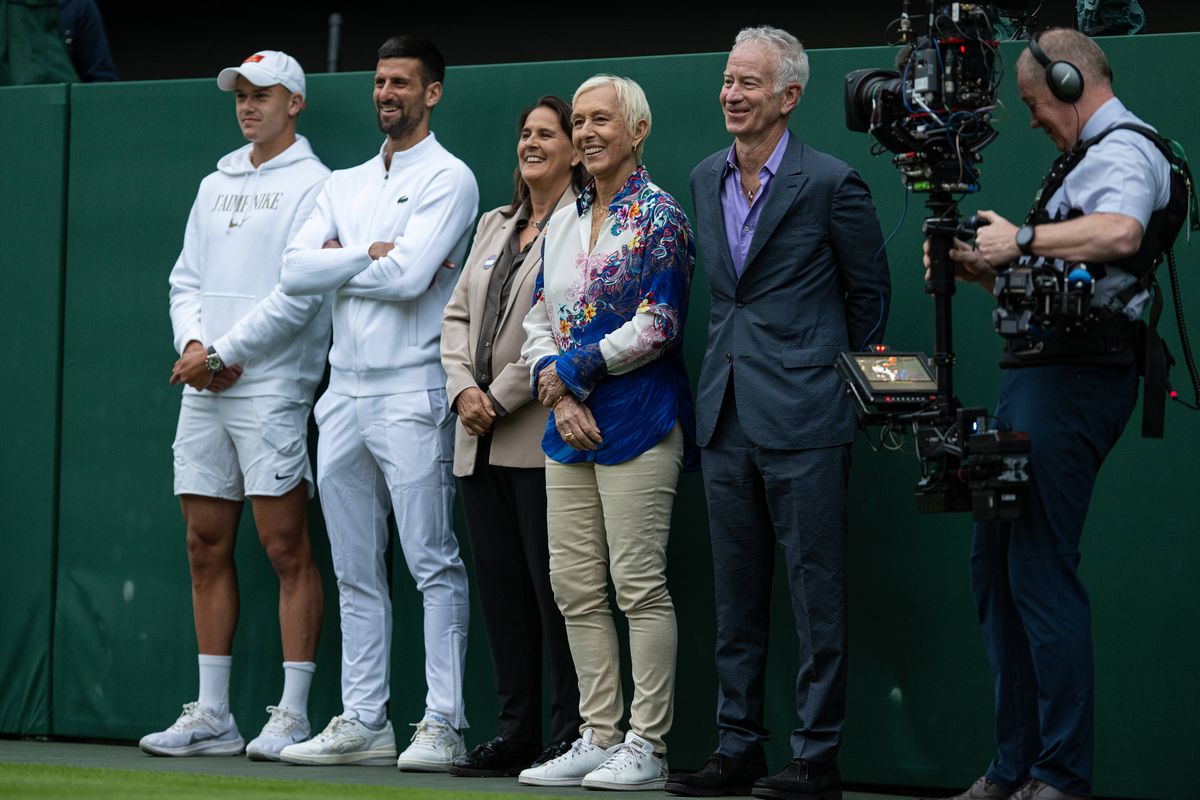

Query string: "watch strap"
[1016, 225, 1036, 257]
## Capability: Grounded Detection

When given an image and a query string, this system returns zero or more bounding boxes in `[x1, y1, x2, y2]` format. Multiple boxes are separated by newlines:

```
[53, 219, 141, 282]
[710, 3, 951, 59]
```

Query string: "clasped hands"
[455, 387, 496, 436]
[538, 361, 602, 451]
[169, 341, 243, 392]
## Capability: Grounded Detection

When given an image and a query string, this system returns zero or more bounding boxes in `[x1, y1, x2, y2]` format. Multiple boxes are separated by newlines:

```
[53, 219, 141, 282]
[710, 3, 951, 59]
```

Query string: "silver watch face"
[206, 354, 222, 371]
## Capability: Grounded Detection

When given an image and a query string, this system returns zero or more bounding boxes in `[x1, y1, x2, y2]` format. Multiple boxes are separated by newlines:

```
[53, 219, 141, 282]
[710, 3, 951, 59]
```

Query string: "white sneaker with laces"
[139, 702, 244, 757]
[518, 729, 611, 787]
[245, 705, 310, 761]
[582, 730, 668, 790]
[396, 715, 466, 771]
[278, 715, 396, 766]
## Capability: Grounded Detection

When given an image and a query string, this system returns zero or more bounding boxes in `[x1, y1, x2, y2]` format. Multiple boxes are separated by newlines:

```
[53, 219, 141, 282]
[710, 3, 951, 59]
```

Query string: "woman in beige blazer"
[440, 95, 587, 777]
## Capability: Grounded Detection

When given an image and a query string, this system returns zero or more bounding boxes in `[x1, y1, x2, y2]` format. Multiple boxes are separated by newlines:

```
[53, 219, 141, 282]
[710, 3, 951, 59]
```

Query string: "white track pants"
[314, 389, 469, 728]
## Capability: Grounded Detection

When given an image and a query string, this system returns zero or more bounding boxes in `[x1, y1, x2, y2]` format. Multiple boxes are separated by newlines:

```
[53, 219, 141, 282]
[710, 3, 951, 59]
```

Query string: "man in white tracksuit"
[277, 34, 479, 770]
[141, 50, 331, 762]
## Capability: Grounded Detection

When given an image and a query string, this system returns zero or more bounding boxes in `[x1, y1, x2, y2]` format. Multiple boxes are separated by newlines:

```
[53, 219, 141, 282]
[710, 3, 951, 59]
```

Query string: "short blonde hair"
[573, 74, 652, 162]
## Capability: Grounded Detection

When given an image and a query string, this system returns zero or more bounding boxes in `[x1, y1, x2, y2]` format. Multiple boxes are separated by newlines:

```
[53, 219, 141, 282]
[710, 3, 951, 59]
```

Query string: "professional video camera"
[844, 0, 1035, 194]
[835, 1, 1038, 521]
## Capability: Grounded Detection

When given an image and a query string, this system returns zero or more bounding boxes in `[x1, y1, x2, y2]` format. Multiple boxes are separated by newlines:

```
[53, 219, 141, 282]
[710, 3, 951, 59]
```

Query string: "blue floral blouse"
[522, 166, 697, 466]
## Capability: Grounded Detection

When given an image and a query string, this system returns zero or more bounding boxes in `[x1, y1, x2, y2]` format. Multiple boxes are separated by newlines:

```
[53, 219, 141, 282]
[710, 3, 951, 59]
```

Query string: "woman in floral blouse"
[519, 74, 696, 792]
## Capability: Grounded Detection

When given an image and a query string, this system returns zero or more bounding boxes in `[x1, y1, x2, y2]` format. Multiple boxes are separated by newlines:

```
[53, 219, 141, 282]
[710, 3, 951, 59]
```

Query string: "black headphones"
[1028, 34, 1084, 104]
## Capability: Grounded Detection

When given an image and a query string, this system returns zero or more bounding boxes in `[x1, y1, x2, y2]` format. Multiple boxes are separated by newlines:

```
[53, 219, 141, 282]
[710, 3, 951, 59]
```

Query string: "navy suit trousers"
[702, 388, 851, 764]
[973, 364, 1137, 797]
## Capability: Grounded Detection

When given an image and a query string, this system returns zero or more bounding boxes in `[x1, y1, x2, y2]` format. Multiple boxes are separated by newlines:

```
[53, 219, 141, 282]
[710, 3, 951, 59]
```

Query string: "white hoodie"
[168, 135, 331, 401]
[281, 133, 479, 397]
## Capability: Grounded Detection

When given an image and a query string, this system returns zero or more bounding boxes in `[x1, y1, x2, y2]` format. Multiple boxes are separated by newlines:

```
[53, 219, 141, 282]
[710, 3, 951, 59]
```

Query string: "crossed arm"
[281, 169, 478, 301]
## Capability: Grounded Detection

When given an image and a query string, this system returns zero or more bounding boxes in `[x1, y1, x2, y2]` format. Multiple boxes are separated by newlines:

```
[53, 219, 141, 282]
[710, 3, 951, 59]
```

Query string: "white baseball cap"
[217, 50, 306, 97]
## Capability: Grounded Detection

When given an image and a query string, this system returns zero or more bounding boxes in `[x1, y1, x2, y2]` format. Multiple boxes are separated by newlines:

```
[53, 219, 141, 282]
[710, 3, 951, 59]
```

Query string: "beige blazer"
[441, 188, 576, 477]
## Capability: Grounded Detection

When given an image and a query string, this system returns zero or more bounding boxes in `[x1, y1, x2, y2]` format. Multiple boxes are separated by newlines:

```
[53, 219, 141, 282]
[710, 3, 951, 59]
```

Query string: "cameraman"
[927, 28, 1171, 800]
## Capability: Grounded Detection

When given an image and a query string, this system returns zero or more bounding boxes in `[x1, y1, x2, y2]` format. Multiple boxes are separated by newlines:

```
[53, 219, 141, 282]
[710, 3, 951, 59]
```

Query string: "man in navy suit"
[666, 26, 889, 800]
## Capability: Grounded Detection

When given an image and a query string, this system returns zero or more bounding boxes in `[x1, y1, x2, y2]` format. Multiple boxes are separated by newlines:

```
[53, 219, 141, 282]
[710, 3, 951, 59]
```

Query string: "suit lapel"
[700, 154, 737, 283]
[471, 215, 514, 324]
[739, 135, 808, 280]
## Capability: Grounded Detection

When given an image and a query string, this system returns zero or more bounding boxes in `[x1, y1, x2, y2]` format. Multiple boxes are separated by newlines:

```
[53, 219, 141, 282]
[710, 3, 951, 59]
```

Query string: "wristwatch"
[1015, 224, 1036, 257]
[205, 346, 225, 372]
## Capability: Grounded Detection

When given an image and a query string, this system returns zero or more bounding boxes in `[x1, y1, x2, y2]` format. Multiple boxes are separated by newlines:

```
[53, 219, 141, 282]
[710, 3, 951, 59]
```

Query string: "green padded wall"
[0, 31, 1193, 800]
[0, 83, 68, 736]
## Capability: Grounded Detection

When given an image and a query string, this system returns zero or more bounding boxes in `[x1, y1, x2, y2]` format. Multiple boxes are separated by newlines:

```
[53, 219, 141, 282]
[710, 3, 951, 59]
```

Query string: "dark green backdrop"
[0, 83, 68, 737]
[2, 34, 1196, 799]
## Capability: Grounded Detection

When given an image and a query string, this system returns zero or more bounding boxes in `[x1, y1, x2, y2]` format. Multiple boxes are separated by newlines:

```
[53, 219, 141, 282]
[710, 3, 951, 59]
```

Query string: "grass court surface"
[0, 741, 916, 800]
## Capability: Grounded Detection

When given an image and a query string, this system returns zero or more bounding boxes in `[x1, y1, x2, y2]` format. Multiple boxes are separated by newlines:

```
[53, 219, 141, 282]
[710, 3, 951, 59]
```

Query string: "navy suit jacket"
[691, 134, 891, 449]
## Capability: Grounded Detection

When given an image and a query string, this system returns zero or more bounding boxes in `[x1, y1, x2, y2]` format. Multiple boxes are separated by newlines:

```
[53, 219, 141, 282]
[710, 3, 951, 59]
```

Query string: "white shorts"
[173, 394, 314, 500]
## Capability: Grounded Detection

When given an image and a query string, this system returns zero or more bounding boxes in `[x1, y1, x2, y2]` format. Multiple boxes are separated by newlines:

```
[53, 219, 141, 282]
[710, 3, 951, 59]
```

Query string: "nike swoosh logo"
[275, 473, 292, 481]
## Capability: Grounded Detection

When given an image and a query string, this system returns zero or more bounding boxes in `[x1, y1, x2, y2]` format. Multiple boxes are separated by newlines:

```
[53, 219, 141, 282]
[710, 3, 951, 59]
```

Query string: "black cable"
[1166, 248, 1200, 409]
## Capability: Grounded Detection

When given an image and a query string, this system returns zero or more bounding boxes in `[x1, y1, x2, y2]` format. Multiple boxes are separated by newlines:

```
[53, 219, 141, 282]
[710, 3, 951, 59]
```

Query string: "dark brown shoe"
[1009, 779, 1084, 800]
[750, 759, 841, 800]
[665, 753, 769, 797]
[923, 775, 1015, 800]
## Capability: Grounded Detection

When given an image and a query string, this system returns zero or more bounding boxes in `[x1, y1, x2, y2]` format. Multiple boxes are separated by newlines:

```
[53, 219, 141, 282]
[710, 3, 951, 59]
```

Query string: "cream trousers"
[545, 423, 682, 754]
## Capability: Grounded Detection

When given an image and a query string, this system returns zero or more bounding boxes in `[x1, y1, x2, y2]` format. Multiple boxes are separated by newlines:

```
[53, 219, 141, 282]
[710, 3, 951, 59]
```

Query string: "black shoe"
[666, 753, 769, 796]
[750, 759, 841, 800]
[530, 739, 574, 768]
[449, 736, 539, 777]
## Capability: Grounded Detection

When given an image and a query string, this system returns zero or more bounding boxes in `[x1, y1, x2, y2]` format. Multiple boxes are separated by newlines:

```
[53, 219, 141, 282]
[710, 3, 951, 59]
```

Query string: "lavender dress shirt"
[720, 130, 790, 276]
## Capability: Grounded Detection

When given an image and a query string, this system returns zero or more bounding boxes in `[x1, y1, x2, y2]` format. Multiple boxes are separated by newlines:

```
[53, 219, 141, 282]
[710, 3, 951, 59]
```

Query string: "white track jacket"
[281, 133, 479, 397]
[168, 135, 331, 401]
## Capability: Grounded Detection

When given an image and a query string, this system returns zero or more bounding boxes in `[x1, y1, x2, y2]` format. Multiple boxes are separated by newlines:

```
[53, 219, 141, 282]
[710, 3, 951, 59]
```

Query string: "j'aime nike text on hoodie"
[168, 135, 332, 401]
[281, 133, 479, 398]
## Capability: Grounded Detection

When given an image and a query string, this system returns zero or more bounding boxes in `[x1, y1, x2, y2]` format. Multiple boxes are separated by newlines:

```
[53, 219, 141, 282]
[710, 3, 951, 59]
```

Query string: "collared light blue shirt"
[720, 130, 790, 276]
[1043, 97, 1171, 317]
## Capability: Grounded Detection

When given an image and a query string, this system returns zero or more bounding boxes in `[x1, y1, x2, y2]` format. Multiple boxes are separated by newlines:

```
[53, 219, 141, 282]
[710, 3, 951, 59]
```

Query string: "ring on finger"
[564, 431, 575, 440]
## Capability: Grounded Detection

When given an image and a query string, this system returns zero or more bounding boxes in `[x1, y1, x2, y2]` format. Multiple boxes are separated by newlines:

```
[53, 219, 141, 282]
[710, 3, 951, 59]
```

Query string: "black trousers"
[459, 436, 582, 746]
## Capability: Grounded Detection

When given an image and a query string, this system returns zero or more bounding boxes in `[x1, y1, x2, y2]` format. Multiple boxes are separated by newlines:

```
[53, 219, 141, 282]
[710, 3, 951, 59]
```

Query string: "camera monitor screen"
[852, 354, 938, 394]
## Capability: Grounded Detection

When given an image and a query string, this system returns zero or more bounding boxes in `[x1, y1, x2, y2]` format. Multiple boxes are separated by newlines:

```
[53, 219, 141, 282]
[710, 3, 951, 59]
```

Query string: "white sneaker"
[582, 731, 668, 790]
[139, 702, 244, 757]
[246, 705, 310, 761]
[278, 715, 396, 766]
[518, 729, 611, 787]
[396, 715, 466, 771]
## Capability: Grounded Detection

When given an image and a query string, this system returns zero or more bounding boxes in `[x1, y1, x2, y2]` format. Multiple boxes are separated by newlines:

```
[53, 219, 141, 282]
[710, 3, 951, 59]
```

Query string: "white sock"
[197, 654, 232, 716]
[278, 661, 315, 718]
[344, 709, 386, 730]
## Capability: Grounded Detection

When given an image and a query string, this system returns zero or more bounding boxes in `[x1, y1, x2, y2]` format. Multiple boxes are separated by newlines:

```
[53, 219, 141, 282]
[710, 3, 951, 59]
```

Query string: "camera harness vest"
[1013, 122, 1197, 437]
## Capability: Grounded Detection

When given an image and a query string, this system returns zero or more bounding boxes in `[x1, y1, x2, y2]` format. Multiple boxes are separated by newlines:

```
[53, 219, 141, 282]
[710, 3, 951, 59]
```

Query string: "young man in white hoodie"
[278, 35, 478, 770]
[140, 50, 331, 762]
